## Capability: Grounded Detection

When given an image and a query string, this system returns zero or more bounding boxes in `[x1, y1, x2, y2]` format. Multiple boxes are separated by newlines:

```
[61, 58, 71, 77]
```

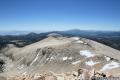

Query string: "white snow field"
[80, 50, 95, 58]
[100, 61, 120, 71]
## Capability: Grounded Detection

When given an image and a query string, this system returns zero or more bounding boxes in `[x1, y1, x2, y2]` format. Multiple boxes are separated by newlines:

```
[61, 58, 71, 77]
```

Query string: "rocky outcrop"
[0, 36, 120, 78]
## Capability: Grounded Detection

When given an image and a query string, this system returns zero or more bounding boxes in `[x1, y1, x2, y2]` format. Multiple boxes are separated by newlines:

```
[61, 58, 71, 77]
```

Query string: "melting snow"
[63, 57, 68, 61]
[105, 56, 111, 61]
[51, 57, 54, 59]
[75, 40, 84, 43]
[85, 60, 98, 66]
[80, 50, 94, 58]
[72, 60, 81, 65]
[84, 43, 87, 45]
[71, 37, 79, 40]
[100, 61, 120, 71]
[63, 57, 73, 60]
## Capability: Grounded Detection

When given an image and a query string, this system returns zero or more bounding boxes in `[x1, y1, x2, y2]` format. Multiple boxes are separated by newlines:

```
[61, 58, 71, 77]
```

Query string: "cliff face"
[0, 35, 120, 79]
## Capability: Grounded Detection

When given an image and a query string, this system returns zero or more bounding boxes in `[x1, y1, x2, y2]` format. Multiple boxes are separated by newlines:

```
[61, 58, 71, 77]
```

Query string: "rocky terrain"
[0, 33, 120, 80]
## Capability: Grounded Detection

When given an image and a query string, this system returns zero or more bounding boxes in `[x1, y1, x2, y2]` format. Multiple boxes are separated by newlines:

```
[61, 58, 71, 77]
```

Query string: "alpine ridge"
[0, 34, 120, 80]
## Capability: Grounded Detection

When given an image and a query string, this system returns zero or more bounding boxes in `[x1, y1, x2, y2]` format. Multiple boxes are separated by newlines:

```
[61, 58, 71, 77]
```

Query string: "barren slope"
[0, 35, 120, 79]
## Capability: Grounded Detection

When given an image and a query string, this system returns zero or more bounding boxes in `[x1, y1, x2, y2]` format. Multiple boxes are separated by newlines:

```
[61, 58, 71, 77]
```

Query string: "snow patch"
[46, 58, 49, 60]
[85, 60, 98, 66]
[105, 56, 111, 61]
[22, 72, 27, 75]
[80, 50, 94, 58]
[72, 60, 81, 65]
[30, 53, 39, 66]
[63, 57, 68, 61]
[50, 57, 54, 61]
[51, 57, 54, 59]
[47, 57, 54, 61]
[84, 43, 87, 45]
[100, 61, 120, 71]
[71, 37, 79, 40]
[75, 40, 84, 43]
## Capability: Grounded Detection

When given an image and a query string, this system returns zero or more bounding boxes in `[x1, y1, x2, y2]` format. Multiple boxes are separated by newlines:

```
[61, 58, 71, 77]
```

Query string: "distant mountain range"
[0, 31, 44, 35]
[0, 29, 120, 50]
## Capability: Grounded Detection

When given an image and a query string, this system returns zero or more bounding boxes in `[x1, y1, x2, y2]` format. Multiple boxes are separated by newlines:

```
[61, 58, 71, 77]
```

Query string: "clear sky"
[0, 0, 120, 31]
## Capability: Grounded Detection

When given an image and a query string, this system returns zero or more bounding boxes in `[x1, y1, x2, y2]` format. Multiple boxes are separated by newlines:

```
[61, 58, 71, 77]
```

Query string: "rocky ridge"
[0, 34, 120, 79]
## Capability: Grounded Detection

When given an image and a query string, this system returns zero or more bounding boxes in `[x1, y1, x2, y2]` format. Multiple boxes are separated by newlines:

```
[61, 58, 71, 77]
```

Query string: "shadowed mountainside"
[0, 29, 120, 50]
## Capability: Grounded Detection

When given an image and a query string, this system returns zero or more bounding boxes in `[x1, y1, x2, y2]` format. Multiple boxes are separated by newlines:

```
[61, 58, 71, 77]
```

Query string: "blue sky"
[0, 0, 120, 31]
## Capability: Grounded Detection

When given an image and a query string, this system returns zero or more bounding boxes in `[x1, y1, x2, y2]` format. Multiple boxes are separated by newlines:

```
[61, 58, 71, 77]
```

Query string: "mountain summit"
[0, 34, 120, 79]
